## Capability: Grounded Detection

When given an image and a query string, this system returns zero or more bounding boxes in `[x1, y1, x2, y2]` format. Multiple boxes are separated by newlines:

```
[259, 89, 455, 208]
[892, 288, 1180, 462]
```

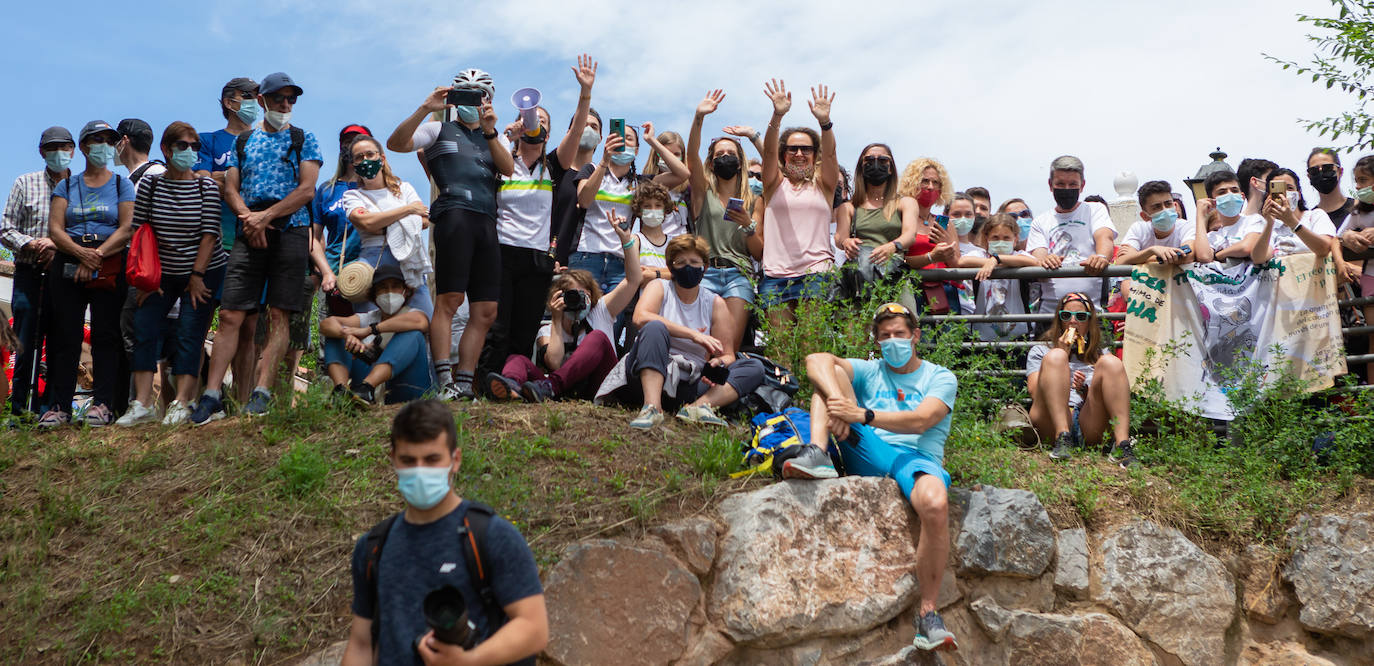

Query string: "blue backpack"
[734, 407, 821, 479]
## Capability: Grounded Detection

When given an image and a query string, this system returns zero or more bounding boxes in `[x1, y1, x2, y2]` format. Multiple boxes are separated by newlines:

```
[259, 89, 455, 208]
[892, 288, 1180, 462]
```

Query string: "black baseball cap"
[371, 263, 406, 288]
[221, 77, 259, 98]
[78, 120, 119, 145]
[261, 72, 303, 97]
[39, 126, 74, 148]
[116, 119, 154, 143]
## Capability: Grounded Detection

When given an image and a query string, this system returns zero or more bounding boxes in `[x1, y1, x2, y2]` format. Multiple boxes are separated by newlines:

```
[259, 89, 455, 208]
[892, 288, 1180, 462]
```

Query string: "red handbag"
[126, 222, 161, 292]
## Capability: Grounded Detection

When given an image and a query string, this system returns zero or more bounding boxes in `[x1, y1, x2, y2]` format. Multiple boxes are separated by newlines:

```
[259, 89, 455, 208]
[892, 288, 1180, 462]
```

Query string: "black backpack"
[128, 159, 165, 185]
[361, 502, 532, 665]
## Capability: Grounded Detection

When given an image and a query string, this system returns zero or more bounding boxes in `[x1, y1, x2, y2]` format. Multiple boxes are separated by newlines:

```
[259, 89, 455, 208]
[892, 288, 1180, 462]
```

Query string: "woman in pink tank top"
[756, 79, 841, 326]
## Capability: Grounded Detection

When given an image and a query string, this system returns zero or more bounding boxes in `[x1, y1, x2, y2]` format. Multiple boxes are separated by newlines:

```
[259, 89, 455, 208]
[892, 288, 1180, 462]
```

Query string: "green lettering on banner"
[1130, 270, 1168, 293]
[1127, 298, 1158, 323]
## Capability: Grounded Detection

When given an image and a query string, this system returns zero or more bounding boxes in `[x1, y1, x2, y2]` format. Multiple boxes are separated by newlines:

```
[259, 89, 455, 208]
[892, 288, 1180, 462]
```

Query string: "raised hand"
[808, 84, 834, 125]
[608, 210, 633, 244]
[421, 87, 449, 113]
[572, 53, 597, 91]
[722, 125, 755, 138]
[479, 102, 498, 132]
[600, 133, 625, 164]
[764, 79, 791, 116]
[696, 90, 725, 117]
[640, 121, 656, 142]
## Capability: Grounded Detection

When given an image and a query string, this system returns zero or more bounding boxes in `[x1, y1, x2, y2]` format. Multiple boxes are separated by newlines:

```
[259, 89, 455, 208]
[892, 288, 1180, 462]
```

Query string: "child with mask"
[961, 213, 1037, 341]
[484, 211, 642, 403]
[1114, 180, 1200, 266]
[319, 264, 434, 406]
[1335, 154, 1374, 382]
[804, 302, 959, 653]
[633, 181, 674, 283]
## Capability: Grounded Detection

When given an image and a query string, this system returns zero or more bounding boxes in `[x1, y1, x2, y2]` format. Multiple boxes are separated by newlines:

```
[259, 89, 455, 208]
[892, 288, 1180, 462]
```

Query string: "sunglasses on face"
[1058, 310, 1090, 322]
[1308, 164, 1338, 177]
[352, 150, 382, 164]
[266, 93, 297, 105]
[1008, 209, 1033, 219]
[784, 145, 816, 155]
[170, 140, 202, 152]
[862, 155, 891, 166]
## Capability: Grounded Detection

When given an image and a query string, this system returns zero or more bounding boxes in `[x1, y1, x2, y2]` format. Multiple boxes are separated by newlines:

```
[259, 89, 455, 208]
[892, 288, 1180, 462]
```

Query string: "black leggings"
[480, 244, 553, 373]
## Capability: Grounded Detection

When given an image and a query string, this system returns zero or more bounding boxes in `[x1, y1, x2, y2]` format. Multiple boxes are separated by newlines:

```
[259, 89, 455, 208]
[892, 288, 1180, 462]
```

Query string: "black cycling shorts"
[432, 207, 500, 302]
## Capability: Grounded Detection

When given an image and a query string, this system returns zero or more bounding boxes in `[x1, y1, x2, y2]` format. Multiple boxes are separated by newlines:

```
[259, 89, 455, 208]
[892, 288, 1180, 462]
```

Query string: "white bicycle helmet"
[452, 68, 495, 100]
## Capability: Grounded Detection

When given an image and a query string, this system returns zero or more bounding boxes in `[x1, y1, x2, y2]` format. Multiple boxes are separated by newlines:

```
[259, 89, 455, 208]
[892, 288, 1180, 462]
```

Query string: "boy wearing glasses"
[191, 72, 324, 423]
[804, 303, 960, 654]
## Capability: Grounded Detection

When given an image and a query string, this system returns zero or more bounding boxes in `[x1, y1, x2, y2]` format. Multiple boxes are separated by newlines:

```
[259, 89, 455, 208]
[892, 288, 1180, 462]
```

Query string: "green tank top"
[696, 192, 752, 270]
[852, 206, 903, 247]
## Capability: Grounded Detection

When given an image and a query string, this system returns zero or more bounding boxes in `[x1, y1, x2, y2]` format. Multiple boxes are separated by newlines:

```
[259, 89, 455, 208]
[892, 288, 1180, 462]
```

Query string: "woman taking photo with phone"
[1245, 167, 1336, 263]
[1026, 292, 1135, 466]
[39, 121, 136, 427]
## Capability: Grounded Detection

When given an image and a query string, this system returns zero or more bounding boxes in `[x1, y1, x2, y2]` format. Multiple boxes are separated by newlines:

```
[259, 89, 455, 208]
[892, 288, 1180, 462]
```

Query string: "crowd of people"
[4, 56, 1371, 658]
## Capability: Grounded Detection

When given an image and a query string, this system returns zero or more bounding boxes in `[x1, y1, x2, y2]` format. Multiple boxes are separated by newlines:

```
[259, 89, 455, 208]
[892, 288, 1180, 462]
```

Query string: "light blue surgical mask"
[396, 465, 451, 510]
[988, 240, 1015, 256]
[169, 147, 198, 171]
[1357, 186, 1374, 205]
[610, 150, 636, 166]
[1216, 192, 1245, 218]
[879, 336, 913, 368]
[1017, 217, 1033, 240]
[44, 149, 73, 172]
[236, 99, 261, 125]
[455, 105, 479, 124]
[86, 143, 116, 167]
[951, 216, 975, 236]
[749, 180, 763, 196]
[1150, 207, 1178, 233]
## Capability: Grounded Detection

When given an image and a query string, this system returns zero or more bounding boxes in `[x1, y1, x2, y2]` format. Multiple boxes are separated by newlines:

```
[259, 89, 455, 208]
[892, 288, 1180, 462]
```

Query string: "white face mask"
[376, 292, 406, 315]
[264, 109, 291, 129]
[987, 240, 1015, 255]
[640, 209, 665, 228]
[1286, 191, 1300, 209]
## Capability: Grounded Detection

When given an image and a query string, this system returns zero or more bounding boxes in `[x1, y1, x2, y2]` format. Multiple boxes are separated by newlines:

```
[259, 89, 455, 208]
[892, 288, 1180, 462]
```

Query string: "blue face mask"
[951, 216, 975, 236]
[169, 147, 198, 171]
[396, 465, 452, 510]
[455, 105, 480, 124]
[86, 143, 116, 167]
[879, 336, 913, 368]
[749, 179, 763, 196]
[1216, 192, 1245, 218]
[1150, 207, 1178, 233]
[236, 99, 261, 125]
[44, 149, 73, 172]
[1017, 217, 1033, 240]
[610, 150, 636, 166]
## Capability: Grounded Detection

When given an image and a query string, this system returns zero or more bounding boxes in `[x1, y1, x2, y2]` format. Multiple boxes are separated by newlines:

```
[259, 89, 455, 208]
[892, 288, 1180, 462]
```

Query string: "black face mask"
[1310, 171, 1340, 195]
[711, 154, 741, 180]
[669, 264, 705, 289]
[862, 160, 892, 185]
[1053, 187, 1080, 210]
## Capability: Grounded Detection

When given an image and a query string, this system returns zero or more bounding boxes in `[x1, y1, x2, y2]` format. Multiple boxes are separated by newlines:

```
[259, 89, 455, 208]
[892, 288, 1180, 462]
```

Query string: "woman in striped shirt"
[117, 121, 228, 426]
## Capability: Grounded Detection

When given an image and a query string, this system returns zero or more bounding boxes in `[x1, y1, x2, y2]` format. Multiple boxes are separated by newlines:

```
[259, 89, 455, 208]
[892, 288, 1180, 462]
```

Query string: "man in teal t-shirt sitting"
[804, 302, 959, 654]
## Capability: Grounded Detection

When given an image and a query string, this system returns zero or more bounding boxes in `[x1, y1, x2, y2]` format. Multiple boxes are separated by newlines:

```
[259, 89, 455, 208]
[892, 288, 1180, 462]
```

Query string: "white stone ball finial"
[1113, 171, 1138, 200]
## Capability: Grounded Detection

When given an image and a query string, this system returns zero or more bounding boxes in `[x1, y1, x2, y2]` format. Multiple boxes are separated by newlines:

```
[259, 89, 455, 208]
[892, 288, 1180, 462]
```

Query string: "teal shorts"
[839, 424, 951, 500]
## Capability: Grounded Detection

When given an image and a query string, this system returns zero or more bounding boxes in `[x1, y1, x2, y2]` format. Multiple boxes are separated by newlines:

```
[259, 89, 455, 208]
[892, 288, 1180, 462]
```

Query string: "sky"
[0, 0, 1363, 223]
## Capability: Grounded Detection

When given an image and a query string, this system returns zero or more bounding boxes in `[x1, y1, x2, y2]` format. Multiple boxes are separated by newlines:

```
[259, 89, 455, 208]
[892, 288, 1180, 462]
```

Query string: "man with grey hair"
[1026, 155, 1116, 313]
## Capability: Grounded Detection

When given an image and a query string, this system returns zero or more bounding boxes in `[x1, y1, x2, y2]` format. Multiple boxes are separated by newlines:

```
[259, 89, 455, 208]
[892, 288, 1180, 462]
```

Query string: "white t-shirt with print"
[965, 245, 1032, 341]
[636, 231, 668, 269]
[1121, 219, 1193, 253]
[1026, 201, 1115, 313]
[341, 182, 423, 248]
[1207, 213, 1258, 254]
[1240, 208, 1336, 258]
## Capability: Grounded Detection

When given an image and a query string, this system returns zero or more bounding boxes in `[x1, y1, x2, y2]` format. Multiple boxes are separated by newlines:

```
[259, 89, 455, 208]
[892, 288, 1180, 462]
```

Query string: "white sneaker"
[114, 400, 157, 427]
[162, 400, 191, 426]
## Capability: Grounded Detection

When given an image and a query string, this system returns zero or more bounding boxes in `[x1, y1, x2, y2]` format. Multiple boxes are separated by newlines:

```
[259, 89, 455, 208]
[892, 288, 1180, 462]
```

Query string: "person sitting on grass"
[319, 264, 433, 406]
[599, 234, 763, 429]
[804, 302, 959, 653]
[485, 210, 642, 403]
[1026, 292, 1136, 466]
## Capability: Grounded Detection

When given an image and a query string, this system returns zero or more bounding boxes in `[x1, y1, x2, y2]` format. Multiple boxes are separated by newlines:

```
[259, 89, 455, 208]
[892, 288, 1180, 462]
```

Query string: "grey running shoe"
[244, 389, 271, 417]
[521, 379, 555, 403]
[912, 610, 958, 652]
[1109, 437, 1139, 468]
[1049, 431, 1074, 461]
[781, 444, 838, 480]
[629, 405, 663, 429]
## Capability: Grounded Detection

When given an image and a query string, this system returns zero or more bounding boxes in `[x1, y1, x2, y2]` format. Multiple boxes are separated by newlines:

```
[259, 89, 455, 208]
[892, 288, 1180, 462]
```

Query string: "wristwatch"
[482, 130, 499, 140]
[370, 322, 381, 337]
[863, 408, 875, 425]
[991, 253, 1002, 264]
[892, 240, 905, 253]
[743, 222, 757, 236]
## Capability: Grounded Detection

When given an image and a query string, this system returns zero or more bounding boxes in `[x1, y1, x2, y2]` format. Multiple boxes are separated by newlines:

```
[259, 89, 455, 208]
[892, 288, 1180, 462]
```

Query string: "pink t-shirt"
[763, 182, 834, 278]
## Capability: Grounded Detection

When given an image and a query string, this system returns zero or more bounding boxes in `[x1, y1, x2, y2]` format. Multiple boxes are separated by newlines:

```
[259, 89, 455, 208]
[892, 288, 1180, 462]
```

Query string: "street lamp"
[1183, 148, 1235, 203]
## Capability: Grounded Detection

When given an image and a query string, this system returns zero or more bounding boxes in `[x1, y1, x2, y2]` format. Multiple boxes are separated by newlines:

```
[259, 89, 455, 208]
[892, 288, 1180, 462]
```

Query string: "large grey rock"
[1054, 528, 1089, 600]
[969, 597, 1157, 665]
[1284, 512, 1374, 638]
[543, 540, 700, 666]
[710, 477, 922, 647]
[967, 575, 1054, 613]
[954, 487, 1054, 578]
[1097, 521, 1235, 666]
[1239, 640, 1338, 665]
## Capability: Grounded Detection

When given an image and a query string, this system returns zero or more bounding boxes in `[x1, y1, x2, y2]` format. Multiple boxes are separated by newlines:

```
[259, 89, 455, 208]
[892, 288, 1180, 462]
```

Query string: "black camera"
[563, 289, 588, 313]
[352, 341, 382, 365]
[414, 585, 479, 654]
[702, 363, 730, 385]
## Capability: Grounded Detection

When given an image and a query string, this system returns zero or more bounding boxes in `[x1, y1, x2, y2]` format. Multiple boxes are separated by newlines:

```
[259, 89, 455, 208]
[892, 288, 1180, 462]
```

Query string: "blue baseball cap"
[260, 72, 303, 97]
[78, 120, 119, 144]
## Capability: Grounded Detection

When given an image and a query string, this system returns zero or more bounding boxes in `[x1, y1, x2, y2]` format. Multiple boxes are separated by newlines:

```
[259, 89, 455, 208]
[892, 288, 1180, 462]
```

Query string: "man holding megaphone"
[387, 68, 515, 401]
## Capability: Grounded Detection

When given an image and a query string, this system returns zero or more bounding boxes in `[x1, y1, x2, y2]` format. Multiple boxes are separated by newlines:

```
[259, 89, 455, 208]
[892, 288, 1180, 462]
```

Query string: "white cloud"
[292, 0, 1359, 215]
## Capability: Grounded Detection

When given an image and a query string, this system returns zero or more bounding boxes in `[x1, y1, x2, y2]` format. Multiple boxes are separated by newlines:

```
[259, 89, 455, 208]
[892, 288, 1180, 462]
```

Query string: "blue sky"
[0, 0, 1362, 223]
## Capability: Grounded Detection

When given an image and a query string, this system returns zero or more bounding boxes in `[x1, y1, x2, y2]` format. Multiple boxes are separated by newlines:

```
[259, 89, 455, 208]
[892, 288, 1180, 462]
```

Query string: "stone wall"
[540, 477, 1374, 666]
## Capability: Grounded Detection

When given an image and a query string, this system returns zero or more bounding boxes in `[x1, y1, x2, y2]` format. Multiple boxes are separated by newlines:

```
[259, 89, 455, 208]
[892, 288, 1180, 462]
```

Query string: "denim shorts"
[702, 266, 755, 303]
[757, 272, 830, 308]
